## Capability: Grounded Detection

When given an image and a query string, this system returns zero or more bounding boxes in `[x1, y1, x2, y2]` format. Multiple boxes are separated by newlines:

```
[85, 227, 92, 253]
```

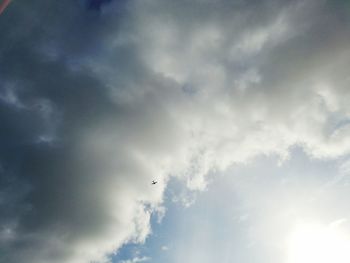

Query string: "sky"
[1, 1, 350, 263]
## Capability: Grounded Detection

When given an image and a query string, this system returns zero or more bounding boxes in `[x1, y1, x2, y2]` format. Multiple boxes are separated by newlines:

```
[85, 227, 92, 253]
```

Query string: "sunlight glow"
[287, 222, 350, 263]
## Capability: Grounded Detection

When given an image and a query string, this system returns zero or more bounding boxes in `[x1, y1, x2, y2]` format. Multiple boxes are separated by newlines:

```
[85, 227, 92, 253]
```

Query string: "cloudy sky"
[1, 0, 350, 263]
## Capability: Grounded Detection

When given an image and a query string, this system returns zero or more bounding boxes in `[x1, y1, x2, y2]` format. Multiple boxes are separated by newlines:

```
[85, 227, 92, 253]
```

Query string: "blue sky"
[113, 148, 350, 263]
[1, 1, 350, 263]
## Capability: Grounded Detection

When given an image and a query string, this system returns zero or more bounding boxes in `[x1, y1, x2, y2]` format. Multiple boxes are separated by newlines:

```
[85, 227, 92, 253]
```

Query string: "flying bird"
[0, 0, 11, 15]
[151, 180, 157, 185]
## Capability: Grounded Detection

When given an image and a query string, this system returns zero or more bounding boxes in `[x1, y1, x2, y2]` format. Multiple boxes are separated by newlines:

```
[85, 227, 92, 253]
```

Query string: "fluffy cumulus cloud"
[1, 0, 350, 262]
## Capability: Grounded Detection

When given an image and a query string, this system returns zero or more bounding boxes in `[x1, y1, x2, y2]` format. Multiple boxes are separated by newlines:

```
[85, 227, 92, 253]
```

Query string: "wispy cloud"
[161, 245, 169, 251]
[119, 256, 150, 263]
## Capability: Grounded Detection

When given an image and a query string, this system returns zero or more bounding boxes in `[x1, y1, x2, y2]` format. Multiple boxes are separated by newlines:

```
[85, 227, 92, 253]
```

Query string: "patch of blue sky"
[112, 147, 345, 263]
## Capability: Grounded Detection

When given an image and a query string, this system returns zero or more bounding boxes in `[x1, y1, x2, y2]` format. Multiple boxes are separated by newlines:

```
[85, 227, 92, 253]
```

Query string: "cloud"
[119, 256, 150, 263]
[86, 0, 114, 11]
[161, 245, 169, 251]
[1, 0, 350, 263]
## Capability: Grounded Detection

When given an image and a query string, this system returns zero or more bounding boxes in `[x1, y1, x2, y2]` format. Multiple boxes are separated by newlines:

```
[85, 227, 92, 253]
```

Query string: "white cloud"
[161, 245, 169, 251]
[119, 256, 151, 263]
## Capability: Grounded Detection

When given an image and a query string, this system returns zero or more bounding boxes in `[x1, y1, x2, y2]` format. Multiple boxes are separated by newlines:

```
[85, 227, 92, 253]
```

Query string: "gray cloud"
[1, 0, 350, 262]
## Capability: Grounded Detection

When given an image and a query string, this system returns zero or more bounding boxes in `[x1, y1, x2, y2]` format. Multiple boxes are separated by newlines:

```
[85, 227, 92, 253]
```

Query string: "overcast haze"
[1, 1, 350, 263]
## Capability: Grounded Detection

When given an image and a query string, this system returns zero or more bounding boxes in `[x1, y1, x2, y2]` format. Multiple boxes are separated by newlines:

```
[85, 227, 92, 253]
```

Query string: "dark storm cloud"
[0, 1, 159, 262]
[86, 0, 114, 11]
[1, 0, 350, 263]
[0, 1, 196, 262]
